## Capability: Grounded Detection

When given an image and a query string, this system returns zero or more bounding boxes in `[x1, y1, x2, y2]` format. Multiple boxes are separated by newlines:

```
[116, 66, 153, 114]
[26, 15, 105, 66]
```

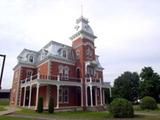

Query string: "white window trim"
[27, 54, 34, 63]
[26, 70, 33, 78]
[63, 87, 69, 103]
[59, 87, 69, 104]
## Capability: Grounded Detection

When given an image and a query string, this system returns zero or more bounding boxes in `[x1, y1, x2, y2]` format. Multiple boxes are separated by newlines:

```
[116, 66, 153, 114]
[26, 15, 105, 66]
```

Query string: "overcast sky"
[0, 0, 160, 89]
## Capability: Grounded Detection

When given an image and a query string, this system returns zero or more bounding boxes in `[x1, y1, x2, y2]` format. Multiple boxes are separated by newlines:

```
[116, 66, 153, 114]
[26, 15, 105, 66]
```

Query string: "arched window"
[29, 55, 34, 63]
[58, 65, 69, 80]
[27, 54, 34, 63]
[87, 66, 94, 77]
[76, 50, 80, 59]
[58, 65, 63, 74]
[64, 66, 69, 75]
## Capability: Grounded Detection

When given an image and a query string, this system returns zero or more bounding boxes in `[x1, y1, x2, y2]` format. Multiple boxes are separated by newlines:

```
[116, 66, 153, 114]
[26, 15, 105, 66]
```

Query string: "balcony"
[85, 77, 111, 88]
[20, 74, 82, 87]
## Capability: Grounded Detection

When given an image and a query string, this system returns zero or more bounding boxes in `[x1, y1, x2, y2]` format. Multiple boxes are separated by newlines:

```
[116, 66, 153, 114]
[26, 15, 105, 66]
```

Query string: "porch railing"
[20, 74, 81, 84]
[85, 77, 110, 86]
[85, 77, 102, 83]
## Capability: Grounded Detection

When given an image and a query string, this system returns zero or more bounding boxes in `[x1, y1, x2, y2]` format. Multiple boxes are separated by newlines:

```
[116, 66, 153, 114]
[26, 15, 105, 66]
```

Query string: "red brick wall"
[10, 68, 20, 106]
[96, 70, 103, 81]
[39, 86, 47, 107]
[50, 61, 76, 78]
[31, 87, 36, 106]
[20, 67, 37, 80]
[38, 62, 48, 75]
[50, 85, 57, 107]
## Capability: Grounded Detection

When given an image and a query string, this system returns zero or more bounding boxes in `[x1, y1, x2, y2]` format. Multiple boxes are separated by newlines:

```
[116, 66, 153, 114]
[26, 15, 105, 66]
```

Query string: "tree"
[37, 97, 43, 113]
[48, 97, 54, 113]
[139, 67, 160, 102]
[113, 71, 140, 101]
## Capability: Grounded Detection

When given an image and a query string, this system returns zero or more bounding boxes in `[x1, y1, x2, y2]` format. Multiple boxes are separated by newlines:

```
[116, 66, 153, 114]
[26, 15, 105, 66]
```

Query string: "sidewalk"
[0, 106, 16, 116]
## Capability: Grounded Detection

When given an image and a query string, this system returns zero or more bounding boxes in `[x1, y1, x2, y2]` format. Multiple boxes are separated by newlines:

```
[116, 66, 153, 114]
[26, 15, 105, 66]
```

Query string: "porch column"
[23, 87, 26, 107]
[56, 85, 60, 108]
[19, 87, 22, 106]
[95, 87, 97, 106]
[35, 84, 40, 110]
[46, 85, 49, 107]
[81, 86, 83, 107]
[103, 89, 105, 104]
[28, 85, 32, 108]
[85, 86, 88, 107]
[90, 86, 93, 107]
[109, 87, 112, 97]
[100, 87, 103, 105]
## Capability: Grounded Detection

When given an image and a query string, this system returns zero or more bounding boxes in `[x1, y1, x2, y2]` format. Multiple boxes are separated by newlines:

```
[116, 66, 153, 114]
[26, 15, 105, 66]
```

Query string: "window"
[76, 50, 80, 59]
[58, 65, 69, 80]
[59, 89, 63, 103]
[28, 55, 34, 63]
[87, 66, 94, 77]
[26, 70, 33, 78]
[62, 50, 67, 58]
[58, 65, 63, 74]
[59, 87, 69, 103]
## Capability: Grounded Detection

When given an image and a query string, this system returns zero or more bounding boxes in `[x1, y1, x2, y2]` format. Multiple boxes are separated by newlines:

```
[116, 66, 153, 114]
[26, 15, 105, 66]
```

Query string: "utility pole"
[0, 54, 6, 89]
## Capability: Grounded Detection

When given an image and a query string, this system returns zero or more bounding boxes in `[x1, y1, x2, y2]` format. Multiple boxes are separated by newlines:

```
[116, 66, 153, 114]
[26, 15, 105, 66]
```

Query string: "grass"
[0, 106, 6, 111]
[0, 107, 5, 111]
[0, 116, 31, 120]
[0, 99, 9, 111]
[15, 104, 160, 120]
[0, 99, 9, 106]
[17, 108, 112, 119]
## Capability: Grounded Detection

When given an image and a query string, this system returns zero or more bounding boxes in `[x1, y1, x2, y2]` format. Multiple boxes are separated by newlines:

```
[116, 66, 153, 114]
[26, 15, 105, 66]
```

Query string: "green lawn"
[0, 99, 9, 106]
[17, 108, 112, 119]
[0, 106, 6, 111]
[0, 116, 31, 120]
[0, 99, 9, 111]
[14, 104, 160, 120]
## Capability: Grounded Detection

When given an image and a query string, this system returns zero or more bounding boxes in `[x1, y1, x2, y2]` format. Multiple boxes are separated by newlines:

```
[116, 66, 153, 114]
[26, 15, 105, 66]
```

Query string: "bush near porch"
[109, 98, 134, 118]
[37, 97, 43, 113]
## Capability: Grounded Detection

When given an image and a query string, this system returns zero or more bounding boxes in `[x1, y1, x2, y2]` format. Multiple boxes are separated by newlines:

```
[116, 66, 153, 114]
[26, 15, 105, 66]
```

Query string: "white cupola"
[70, 16, 97, 42]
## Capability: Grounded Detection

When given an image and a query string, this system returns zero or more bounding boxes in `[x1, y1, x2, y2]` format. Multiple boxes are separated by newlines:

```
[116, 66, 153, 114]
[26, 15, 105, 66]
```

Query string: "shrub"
[48, 97, 54, 113]
[140, 96, 157, 110]
[109, 98, 134, 118]
[37, 97, 43, 113]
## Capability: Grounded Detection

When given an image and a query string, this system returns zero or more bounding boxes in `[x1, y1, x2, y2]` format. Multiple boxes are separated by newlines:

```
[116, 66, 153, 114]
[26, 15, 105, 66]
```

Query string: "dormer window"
[29, 55, 34, 63]
[62, 50, 67, 58]
[26, 54, 34, 63]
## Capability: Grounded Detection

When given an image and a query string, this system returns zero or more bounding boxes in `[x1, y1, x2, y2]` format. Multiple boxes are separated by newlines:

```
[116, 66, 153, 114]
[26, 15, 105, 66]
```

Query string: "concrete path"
[8, 113, 77, 120]
[0, 106, 17, 116]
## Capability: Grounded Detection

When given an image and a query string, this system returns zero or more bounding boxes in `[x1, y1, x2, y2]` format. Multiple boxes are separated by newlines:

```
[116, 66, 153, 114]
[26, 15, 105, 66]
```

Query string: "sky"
[0, 0, 160, 89]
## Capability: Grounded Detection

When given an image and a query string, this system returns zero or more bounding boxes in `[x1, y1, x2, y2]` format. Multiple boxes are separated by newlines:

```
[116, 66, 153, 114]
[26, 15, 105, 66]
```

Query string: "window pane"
[64, 95, 68, 103]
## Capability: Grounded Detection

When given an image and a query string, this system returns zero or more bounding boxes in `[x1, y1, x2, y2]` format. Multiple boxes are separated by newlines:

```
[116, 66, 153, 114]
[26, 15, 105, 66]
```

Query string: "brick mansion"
[10, 16, 111, 110]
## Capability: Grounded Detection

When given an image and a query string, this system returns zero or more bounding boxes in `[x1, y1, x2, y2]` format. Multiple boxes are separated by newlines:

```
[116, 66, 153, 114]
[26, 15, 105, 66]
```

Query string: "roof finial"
[81, 0, 83, 17]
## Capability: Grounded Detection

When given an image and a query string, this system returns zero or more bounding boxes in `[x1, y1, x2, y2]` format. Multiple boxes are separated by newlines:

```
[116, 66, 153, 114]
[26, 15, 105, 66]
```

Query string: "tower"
[70, 16, 98, 107]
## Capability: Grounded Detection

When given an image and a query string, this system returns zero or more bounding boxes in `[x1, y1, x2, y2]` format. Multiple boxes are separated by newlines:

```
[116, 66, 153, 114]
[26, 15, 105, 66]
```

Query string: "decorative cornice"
[50, 55, 75, 66]
[13, 62, 36, 70]
[70, 30, 97, 42]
